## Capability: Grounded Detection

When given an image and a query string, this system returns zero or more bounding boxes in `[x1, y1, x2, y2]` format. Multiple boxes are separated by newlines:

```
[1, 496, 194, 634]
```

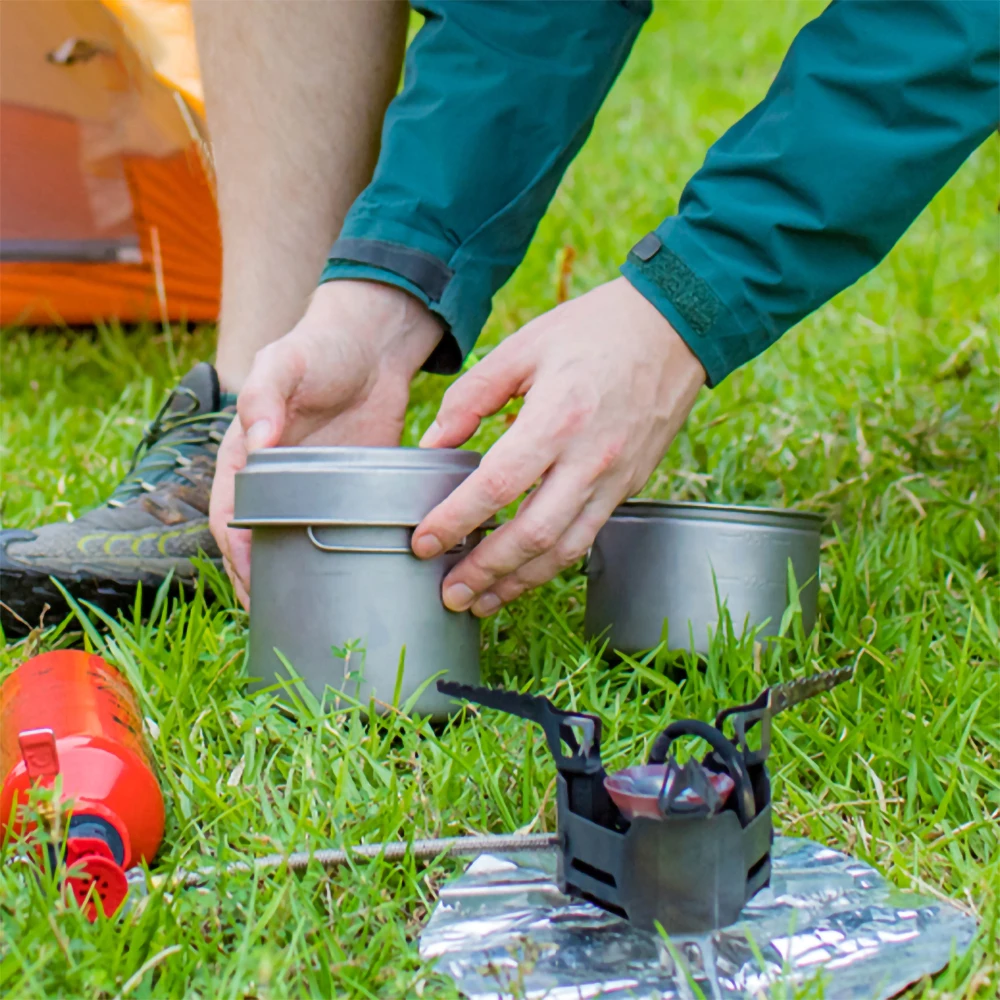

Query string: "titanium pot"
[232, 447, 483, 718]
[584, 500, 822, 655]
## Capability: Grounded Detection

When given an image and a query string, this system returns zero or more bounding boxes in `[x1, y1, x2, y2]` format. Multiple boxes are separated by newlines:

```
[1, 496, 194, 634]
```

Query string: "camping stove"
[438, 664, 852, 935]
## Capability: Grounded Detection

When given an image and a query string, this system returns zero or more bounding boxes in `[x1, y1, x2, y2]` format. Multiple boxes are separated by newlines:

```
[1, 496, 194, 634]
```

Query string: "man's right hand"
[209, 279, 442, 607]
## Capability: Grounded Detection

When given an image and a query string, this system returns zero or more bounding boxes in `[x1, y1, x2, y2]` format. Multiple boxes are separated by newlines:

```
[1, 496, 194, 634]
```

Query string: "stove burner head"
[604, 762, 736, 820]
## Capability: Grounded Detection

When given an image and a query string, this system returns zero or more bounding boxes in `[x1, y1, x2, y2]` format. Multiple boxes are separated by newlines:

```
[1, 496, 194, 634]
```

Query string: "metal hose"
[163, 832, 558, 889]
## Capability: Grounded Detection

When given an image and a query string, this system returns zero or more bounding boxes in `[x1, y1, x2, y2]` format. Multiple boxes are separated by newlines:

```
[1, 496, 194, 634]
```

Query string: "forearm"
[321, 0, 651, 372]
[622, 0, 999, 386]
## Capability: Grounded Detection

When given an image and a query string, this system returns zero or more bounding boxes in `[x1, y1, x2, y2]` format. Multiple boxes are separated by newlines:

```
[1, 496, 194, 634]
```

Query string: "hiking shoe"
[0, 363, 236, 636]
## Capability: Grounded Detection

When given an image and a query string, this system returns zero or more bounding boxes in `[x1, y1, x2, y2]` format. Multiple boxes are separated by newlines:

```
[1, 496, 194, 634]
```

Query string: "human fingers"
[419, 336, 532, 450]
[224, 552, 251, 610]
[237, 337, 308, 452]
[470, 490, 620, 616]
[436, 462, 594, 612]
[208, 417, 243, 567]
[412, 396, 559, 565]
[208, 416, 252, 607]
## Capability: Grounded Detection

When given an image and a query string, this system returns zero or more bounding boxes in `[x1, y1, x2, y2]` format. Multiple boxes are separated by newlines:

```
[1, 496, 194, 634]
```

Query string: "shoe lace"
[108, 386, 233, 507]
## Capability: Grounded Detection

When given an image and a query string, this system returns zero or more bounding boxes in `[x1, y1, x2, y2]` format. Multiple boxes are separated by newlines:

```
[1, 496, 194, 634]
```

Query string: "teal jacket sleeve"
[320, 0, 651, 373]
[621, 0, 999, 386]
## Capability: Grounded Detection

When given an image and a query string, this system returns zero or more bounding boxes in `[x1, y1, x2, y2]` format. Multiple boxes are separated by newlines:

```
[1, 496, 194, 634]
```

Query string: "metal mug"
[584, 500, 822, 655]
[232, 446, 483, 718]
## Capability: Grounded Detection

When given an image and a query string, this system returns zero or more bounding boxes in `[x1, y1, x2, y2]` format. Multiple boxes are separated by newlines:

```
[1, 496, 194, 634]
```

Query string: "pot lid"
[611, 499, 823, 529]
[232, 446, 481, 527]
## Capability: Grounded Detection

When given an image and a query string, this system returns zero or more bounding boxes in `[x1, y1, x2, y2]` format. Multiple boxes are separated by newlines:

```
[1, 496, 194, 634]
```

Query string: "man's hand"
[411, 277, 706, 617]
[210, 280, 442, 606]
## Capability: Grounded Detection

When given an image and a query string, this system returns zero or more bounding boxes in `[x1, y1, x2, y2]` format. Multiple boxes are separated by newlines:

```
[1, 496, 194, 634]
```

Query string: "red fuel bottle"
[0, 651, 165, 919]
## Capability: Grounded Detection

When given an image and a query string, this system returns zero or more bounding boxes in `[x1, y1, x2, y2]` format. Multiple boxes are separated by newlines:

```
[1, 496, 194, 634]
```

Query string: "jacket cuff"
[319, 258, 465, 376]
[321, 223, 494, 376]
[620, 222, 774, 387]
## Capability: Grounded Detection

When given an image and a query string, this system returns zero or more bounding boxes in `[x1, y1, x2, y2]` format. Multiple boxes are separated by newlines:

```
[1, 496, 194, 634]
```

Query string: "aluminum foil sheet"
[420, 836, 976, 999]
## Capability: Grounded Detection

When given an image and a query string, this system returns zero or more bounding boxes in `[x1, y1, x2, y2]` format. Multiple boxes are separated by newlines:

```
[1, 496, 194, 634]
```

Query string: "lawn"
[2, 1, 998, 997]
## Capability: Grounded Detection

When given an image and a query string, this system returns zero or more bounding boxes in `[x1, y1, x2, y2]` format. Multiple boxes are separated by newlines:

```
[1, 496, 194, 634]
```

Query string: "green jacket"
[321, 0, 999, 385]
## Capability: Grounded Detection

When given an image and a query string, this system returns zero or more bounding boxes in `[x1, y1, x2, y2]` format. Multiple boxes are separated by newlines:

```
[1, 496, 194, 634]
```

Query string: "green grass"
[2, 1, 998, 996]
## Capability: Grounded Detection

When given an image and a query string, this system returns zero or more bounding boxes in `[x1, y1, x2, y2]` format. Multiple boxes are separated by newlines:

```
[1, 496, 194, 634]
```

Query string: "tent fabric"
[0, 0, 219, 327]
[102, 0, 205, 116]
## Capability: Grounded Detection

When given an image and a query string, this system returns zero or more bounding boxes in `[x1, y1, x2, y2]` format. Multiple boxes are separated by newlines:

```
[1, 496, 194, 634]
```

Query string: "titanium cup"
[232, 447, 483, 718]
[584, 500, 822, 655]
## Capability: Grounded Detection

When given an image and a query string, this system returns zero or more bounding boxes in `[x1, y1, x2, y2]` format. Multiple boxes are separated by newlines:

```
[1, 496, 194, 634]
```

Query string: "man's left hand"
[412, 277, 706, 617]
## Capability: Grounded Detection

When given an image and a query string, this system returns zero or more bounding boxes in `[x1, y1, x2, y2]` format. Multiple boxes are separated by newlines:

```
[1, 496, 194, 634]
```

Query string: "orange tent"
[0, 0, 219, 327]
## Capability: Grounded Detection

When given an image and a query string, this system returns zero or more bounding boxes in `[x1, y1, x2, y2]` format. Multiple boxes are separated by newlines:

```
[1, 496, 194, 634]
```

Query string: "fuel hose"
[142, 832, 559, 892]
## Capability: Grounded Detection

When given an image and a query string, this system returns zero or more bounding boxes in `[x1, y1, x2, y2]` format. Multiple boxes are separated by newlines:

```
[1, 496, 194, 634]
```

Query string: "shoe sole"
[0, 560, 208, 638]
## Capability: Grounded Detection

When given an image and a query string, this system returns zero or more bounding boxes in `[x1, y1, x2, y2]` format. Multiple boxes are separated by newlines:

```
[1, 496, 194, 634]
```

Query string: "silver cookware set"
[233, 447, 821, 716]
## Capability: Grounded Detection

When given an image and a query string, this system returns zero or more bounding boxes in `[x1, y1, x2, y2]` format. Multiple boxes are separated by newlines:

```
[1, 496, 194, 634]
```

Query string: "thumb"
[420, 340, 532, 449]
[236, 340, 306, 451]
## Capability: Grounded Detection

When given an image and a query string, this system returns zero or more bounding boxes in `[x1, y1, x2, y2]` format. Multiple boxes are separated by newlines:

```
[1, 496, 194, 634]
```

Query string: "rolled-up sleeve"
[621, 0, 999, 386]
[320, 0, 651, 373]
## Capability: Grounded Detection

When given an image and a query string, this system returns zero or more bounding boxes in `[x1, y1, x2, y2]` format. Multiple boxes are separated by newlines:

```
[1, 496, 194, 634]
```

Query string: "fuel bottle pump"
[0, 651, 164, 919]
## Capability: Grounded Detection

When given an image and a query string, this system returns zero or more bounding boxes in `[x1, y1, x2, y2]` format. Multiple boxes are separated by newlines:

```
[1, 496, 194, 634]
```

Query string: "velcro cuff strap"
[626, 239, 722, 337]
[328, 238, 454, 303]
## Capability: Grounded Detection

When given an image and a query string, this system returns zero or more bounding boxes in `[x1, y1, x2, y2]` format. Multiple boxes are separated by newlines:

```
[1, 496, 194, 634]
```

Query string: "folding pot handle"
[306, 525, 413, 555]
[306, 525, 472, 555]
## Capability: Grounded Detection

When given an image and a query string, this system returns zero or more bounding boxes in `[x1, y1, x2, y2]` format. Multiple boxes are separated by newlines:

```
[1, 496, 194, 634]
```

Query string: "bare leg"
[193, 0, 408, 391]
